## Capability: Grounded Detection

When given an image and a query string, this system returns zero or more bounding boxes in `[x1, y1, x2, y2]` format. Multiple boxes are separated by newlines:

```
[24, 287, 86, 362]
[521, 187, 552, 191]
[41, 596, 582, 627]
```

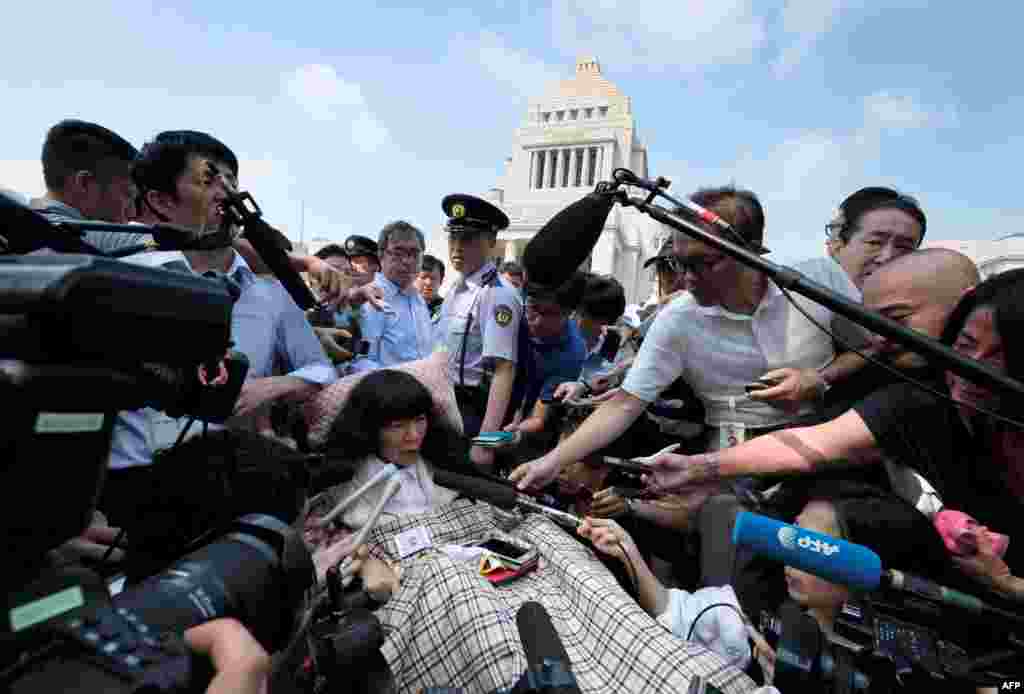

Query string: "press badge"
[719, 422, 746, 450]
[394, 526, 432, 558]
[719, 397, 746, 449]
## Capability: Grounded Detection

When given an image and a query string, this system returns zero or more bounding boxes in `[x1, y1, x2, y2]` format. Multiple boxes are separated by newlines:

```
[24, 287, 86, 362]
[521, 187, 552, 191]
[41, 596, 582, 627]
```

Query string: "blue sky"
[3, 1, 1023, 262]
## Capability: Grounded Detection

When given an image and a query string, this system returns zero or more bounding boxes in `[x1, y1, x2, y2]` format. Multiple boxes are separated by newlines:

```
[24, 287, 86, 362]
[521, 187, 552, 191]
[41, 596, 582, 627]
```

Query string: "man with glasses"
[350, 221, 433, 372]
[512, 186, 867, 491]
[825, 187, 927, 290]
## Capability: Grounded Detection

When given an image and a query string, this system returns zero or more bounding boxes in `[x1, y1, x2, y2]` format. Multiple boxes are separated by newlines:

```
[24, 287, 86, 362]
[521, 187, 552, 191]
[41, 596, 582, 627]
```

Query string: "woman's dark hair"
[940, 268, 1024, 403]
[580, 274, 626, 324]
[833, 186, 927, 244]
[326, 370, 466, 467]
[315, 243, 347, 260]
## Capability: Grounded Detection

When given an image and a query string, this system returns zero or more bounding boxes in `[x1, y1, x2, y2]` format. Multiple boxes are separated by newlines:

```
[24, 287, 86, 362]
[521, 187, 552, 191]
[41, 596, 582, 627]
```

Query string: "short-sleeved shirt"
[30, 198, 150, 254]
[350, 272, 433, 372]
[854, 383, 1022, 574]
[435, 262, 522, 388]
[522, 319, 587, 415]
[108, 250, 336, 469]
[622, 256, 867, 428]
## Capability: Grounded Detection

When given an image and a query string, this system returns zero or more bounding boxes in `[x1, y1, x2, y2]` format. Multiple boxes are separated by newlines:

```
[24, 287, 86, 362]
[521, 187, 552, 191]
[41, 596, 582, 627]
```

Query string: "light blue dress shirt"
[349, 272, 433, 373]
[108, 250, 337, 469]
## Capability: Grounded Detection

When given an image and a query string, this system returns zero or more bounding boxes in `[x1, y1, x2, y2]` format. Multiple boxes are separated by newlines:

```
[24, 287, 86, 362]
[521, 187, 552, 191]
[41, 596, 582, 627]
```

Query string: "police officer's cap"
[442, 194, 509, 236]
[343, 235, 379, 258]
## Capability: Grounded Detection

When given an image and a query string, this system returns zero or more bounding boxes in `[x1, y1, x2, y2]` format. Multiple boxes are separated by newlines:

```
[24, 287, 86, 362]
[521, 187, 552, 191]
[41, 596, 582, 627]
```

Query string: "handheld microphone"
[520, 192, 615, 292]
[515, 602, 581, 694]
[215, 171, 319, 310]
[431, 468, 582, 529]
[731, 511, 882, 592]
[734, 512, 1024, 627]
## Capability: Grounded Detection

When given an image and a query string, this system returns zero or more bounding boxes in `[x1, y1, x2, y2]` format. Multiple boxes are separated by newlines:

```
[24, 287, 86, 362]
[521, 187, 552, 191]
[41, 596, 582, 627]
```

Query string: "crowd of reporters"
[6, 116, 1023, 693]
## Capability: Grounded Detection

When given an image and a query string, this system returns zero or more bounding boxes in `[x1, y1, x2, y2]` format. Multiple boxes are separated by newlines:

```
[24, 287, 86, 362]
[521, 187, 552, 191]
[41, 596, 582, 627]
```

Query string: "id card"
[394, 526, 432, 558]
[719, 422, 746, 450]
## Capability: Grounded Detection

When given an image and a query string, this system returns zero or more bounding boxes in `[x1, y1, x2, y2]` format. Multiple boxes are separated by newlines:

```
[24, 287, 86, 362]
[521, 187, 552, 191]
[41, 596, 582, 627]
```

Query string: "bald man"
[645, 248, 980, 492]
[642, 249, 981, 613]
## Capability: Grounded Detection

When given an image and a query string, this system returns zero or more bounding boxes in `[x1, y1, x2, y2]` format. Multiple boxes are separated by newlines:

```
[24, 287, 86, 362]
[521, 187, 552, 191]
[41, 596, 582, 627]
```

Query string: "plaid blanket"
[359, 499, 757, 694]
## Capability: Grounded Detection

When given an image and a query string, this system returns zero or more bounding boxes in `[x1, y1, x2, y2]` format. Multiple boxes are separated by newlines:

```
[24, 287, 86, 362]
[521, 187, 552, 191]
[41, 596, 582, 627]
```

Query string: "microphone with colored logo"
[732, 511, 883, 592]
[733, 512, 1024, 626]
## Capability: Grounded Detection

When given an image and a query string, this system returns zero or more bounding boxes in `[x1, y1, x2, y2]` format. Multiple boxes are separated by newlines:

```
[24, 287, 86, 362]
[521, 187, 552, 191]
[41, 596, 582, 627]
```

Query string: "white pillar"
[529, 151, 536, 189]
[591, 229, 615, 276]
[551, 149, 560, 188]
[597, 145, 605, 182]
[571, 148, 580, 187]
[584, 147, 593, 187]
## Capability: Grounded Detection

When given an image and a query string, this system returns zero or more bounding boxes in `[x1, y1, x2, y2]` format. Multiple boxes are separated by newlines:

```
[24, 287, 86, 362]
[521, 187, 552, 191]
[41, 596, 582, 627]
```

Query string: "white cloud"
[0, 160, 45, 200]
[283, 64, 366, 121]
[551, 0, 767, 72]
[282, 64, 392, 152]
[471, 30, 563, 97]
[772, 0, 844, 78]
[863, 91, 958, 131]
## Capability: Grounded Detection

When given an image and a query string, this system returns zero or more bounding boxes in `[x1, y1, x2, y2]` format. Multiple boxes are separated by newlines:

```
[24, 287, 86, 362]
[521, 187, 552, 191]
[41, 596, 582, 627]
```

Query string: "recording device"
[423, 602, 581, 694]
[734, 512, 1024, 688]
[474, 537, 530, 565]
[0, 210, 319, 691]
[431, 468, 583, 530]
[744, 375, 784, 394]
[212, 164, 322, 312]
[5, 515, 314, 694]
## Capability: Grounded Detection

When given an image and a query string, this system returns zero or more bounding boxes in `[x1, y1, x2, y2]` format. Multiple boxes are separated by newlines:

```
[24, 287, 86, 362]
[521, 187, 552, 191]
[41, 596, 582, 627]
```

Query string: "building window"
[584, 107, 593, 119]
[556, 110, 565, 121]
[542, 112, 551, 122]
[535, 150, 545, 189]
[561, 149, 570, 187]
[569, 109, 578, 120]
[574, 148, 584, 187]
[587, 147, 597, 186]
[598, 106, 608, 117]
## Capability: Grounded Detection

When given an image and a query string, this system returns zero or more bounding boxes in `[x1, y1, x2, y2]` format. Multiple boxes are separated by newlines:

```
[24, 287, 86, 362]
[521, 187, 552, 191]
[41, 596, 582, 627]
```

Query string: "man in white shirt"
[512, 186, 868, 492]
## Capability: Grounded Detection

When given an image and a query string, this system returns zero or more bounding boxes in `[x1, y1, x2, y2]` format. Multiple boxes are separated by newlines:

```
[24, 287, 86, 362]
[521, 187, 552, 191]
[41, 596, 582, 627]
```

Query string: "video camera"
[0, 200, 319, 691]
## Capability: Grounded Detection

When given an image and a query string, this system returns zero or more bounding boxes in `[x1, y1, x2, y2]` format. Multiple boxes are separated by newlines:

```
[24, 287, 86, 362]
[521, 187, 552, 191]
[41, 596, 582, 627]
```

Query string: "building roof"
[547, 56, 623, 99]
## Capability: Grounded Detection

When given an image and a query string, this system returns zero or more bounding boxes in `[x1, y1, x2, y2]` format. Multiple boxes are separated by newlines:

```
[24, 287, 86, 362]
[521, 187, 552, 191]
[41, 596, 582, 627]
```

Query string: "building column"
[551, 149, 560, 188]
[597, 145, 605, 182]
[590, 228, 615, 276]
[584, 147, 593, 187]
[528, 151, 536, 190]
[569, 148, 579, 187]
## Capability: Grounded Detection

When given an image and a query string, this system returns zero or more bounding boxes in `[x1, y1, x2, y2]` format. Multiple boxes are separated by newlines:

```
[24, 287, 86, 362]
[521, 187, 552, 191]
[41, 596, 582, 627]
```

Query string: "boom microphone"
[521, 192, 615, 292]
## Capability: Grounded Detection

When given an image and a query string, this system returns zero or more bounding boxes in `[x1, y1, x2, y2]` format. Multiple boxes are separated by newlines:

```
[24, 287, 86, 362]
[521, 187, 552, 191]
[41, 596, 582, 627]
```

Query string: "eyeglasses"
[666, 254, 728, 277]
[384, 247, 422, 262]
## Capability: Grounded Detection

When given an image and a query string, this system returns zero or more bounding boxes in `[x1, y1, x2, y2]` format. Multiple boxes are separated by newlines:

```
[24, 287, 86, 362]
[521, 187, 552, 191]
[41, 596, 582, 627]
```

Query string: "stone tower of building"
[428, 56, 662, 304]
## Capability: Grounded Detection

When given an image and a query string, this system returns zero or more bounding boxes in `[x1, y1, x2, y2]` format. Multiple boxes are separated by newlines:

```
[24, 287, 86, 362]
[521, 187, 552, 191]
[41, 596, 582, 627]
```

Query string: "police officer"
[436, 194, 523, 471]
[342, 234, 381, 283]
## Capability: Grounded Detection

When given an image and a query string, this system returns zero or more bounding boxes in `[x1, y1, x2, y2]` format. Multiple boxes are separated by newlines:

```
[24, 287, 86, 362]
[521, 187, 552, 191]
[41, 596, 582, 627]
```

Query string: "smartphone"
[744, 375, 784, 394]
[476, 538, 529, 565]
